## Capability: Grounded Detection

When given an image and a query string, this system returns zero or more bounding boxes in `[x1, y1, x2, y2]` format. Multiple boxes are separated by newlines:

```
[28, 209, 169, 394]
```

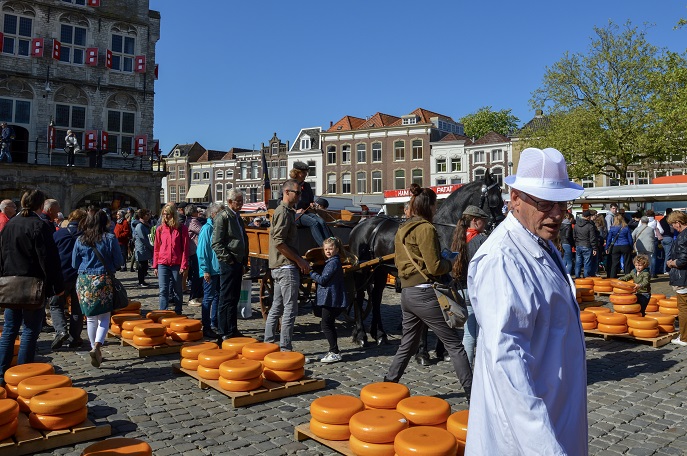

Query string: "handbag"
[606, 228, 622, 254]
[0, 276, 45, 310]
[90, 246, 129, 310]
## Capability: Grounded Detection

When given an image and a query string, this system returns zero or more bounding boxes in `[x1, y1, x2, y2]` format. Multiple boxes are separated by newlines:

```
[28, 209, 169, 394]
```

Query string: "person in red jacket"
[113, 210, 131, 272]
[153, 204, 189, 314]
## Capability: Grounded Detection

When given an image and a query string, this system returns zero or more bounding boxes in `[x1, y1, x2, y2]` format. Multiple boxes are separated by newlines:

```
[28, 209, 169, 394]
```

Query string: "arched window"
[342, 173, 351, 193]
[395, 170, 405, 190]
[59, 13, 89, 65]
[110, 22, 137, 72]
[412, 169, 423, 186]
[491, 167, 503, 186]
[474, 168, 486, 182]
[215, 184, 223, 203]
[54, 85, 88, 149]
[394, 141, 405, 161]
[106, 93, 137, 154]
[372, 171, 382, 193]
[356, 172, 366, 193]
[412, 139, 423, 160]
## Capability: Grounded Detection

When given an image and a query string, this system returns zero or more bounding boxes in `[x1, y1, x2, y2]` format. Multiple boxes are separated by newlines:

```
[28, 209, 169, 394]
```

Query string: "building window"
[240, 162, 248, 179]
[356, 172, 366, 193]
[308, 160, 316, 177]
[160, 188, 165, 204]
[310, 181, 317, 194]
[372, 142, 382, 162]
[394, 141, 405, 161]
[179, 185, 186, 201]
[216, 170, 224, 180]
[327, 145, 336, 165]
[342, 144, 351, 164]
[169, 186, 176, 203]
[249, 188, 258, 202]
[356, 143, 366, 163]
[474, 168, 485, 181]
[582, 176, 595, 188]
[272, 143, 278, 155]
[270, 160, 278, 178]
[637, 171, 649, 185]
[178, 167, 185, 179]
[106, 109, 135, 154]
[491, 149, 503, 162]
[342, 173, 351, 194]
[607, 171, 620, 186]
[55, 104, 86, 149]
[271, 184, 279, 195]
[436, 178, 447, 185]
[450, 177, 462, 184]
[251, 161, 259, 179]
[372, 171, 382, 193]
[451, 157, 462, 172]
[491, 167, 503, 186]
[226, 170, 233, 179]
[168, 166, 176, 179]
[412, 139, 423, 160]
[202, 171, 210, 180]
[402, 117, 417, 125]
[279, 159, 287, 179]
[474, 151, 485, 164]
[216, 184, 223, 202]
[395, 170, 406, 190]
[2, 14, 33, 56]
[192, 172, 200, 180]
[60, 23, 87, 65]
[436, 158, 447, 173]
[327, 173, 337, 194]
[412, 169, 423, 186]
[300, 136, 311, 150]
[0, 98, 31, 124]
[110, 33, 135, 72]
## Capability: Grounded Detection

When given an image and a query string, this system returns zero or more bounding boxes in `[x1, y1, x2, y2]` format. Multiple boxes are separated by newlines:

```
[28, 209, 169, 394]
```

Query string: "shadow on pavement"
[586, 343, 677, 385]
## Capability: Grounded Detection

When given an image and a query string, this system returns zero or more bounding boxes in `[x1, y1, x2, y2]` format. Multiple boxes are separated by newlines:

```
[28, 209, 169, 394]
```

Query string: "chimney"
[330, 121, 333, 127]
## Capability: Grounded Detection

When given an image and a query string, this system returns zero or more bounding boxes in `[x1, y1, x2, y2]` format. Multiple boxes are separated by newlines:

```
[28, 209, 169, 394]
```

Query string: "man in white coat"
[466, 147, 588, 455]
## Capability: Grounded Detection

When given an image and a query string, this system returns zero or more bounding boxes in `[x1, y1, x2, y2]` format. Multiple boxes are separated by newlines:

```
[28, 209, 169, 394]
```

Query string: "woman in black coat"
[666, 210, 687, 346]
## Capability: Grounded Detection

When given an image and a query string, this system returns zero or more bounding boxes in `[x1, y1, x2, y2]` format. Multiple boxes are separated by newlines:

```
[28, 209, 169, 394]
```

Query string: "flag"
[262, 150, 271, 202]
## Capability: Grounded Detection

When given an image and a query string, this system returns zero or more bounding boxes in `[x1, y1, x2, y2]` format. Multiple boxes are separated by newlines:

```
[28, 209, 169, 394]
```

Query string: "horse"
[346, 171, 505, 347]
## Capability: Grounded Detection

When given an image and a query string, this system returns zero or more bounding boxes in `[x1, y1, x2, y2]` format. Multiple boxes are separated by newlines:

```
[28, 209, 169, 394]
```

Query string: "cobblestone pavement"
[6, 271, 687, 455]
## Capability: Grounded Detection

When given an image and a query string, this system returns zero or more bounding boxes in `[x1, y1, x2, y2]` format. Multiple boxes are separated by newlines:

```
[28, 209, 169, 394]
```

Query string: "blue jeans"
[297, 213, 332, 246]
[264, 267, 300, 350]
[0, 142, 12, 163]
[0, 307, 44, 383]
[663, 237, 674, 272]
[575, 246, 593, 278]
[202, 275, 219, 330]
[562, 244, 574, 275]
[462, 301, 478, 368]
[158, 264, 183, 314]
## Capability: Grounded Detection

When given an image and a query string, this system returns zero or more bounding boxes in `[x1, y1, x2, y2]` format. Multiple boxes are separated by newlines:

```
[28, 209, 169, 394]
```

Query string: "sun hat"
[463, 205, 489, 218]
[504, 147, 584, 202]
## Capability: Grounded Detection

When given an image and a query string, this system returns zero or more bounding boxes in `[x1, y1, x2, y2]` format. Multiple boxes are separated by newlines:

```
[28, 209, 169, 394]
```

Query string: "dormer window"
[402, 115, 418, 125]
[174, 149, 181, 157]
[300, 135, 311, 150]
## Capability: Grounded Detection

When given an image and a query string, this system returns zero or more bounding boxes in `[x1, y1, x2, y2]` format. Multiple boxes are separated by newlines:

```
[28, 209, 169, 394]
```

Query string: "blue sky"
[149, 0, 687, 153]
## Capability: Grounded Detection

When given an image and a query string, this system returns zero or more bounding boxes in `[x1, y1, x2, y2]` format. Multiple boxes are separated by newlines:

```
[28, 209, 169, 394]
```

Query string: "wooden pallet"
[107, 331, 182, 357]
[584, 329, 678, 347]
[172, 364, 326, 407]
[294, 423, 354, 455]
[0, 413, 111, 456]
[594, 291, 613, 296]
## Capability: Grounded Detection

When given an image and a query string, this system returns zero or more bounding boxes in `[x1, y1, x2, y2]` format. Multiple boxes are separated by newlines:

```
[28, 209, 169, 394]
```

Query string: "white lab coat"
[466, 213, 588, 456]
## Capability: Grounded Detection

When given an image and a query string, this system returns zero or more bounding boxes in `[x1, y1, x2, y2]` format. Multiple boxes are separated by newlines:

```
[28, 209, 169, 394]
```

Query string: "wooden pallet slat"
[294, 423, 354, 456]
[584, 329, 678, 348]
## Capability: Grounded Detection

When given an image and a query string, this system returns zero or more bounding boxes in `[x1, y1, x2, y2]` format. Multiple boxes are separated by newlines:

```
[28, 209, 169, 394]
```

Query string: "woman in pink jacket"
[153, 204, 189, 314]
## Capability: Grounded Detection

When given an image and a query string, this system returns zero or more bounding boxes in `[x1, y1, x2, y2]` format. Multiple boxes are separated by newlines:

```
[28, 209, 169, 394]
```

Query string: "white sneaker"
[671, 338, 687, 346]
[188, 299, 202, 307]
[320, 352, 342, 363]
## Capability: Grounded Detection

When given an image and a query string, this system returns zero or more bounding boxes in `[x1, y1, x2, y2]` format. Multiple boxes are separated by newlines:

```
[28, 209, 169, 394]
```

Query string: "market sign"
[383, 184, 462, 200]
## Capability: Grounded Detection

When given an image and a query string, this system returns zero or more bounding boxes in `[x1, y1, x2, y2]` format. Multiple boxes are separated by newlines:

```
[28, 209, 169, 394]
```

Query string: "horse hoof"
[415, 355, 430, 367]
[377, 335, 389, 346]
[437, 353, 451, 362]
[354, 339, 367, 348]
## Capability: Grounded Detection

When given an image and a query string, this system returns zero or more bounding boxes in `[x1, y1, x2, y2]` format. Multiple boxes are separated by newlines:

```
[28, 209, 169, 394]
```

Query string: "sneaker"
[188, 299, 202, 307]
[320, 352, 342, 363]
[90, 347, 103, 367]
[138, 282, 149, 288]
[671, 338, 687, 347]
[51, 331, 70, 350]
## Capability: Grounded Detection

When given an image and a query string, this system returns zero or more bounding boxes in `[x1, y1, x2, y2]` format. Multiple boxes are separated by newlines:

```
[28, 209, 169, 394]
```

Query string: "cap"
[463, 205, 489, 218]
[293, 161, 309, 171]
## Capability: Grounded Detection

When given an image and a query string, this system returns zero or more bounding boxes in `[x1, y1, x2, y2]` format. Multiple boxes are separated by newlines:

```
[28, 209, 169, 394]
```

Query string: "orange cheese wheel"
[625, 312, 643, 318]
[349, 409, 409, 444]
[645, 304, 659, 313]
[627, 317, 659, 330]
[30, 387, 88, 415]
[4, 383, 18, 399]
[581, 321, 597, 330]
[613, 304, 642, 314]
[4, 363, 54, 385]
[81, 438, 153, 456]
[628, 327, 660, 338]
[160, 316, 188, 328]
[110, 314, 143, 326]
[584, 306, 611, 316]
[609, 294, 638, 305]
[121, 329, 135, 340]
[133, 323, 166, 337]
[610, 279, 635, 291]
[395, 396, 451, 426]
[110, 324, 122, 335]
[594, 286, 613, 292]
[241, 342, 280, 361]
[12, 339, 19, 356]
[597, 323, 628, 334]
[198, 349, 238, 369]
[394, 426, 458, 456]
[612, 288, 634, 295]
[263, 352, 305, 371]
[17, 374, 72, 398]
[29, 407, 87, 431]
[446, 410, 468, 441]
[349, 434, 396, 456]
[651, 294, 666, 300]
[222, 337, 259, 352]
[659, 299, 678, 308]
[0, 418, 17, 441]
[658, 324, 676, 333]
[196, 366, 220, 380]
[132, 335, 167, 346]
[15, 395, 30, 413]
[576, 297, 582, 304]
[121, 300, 141, 311]
[577, 288, 594, 296]
[122, 319, 153, 331]
[180, 358, 199, 370]
[181, 342, 218, 360]
[311, 395, 365, 425]
[659, 306, 679, 315]
[581, 295, 595, 302]
[170, 319, 202, 332]
[263, 367, 304, 382]
[579, 311, 596, 323]
[648, 297, 658, 305]
[0, 388, 5, 399]
[646, 313, 676, 325]
[170, 330, 203, 342]
[360, 382, 411, 409]
[0, 399, 19, 426]
[596, 313, 627, 325]
[146, 310, 177, 322]
[310, 417, 351, 441]
[592, 278, 611, 285]
[219, 359, 263, 380]
[575, 278, 594, 286]
[218, 375, 263, 392]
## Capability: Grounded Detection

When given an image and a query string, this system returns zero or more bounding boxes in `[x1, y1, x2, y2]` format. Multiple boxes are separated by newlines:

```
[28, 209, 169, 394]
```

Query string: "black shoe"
[376, 334, 389, 346]
[130, 268, 136, 272]
[51, 331, 70, 350]
[68, 338, 84, 349]
[230, 332, 245, 338]
[436, 351, 451, 362]
[138, 282, 149, 288]
[203, 329, 218, 339]
[414, 354, 430, 367]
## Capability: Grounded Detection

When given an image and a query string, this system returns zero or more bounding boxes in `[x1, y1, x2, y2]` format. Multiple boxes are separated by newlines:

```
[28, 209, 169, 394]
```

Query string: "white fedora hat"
[504, 147, 584, 201]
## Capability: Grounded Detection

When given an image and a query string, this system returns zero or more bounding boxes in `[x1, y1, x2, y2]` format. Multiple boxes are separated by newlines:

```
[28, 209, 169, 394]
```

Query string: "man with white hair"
[0, 199, 16, 232]
[466, 147, 588, 455]
[40, 199, 60, 229]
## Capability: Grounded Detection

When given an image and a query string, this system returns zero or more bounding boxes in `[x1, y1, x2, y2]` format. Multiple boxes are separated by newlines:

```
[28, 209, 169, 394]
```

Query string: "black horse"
[347, 171, 504, 347]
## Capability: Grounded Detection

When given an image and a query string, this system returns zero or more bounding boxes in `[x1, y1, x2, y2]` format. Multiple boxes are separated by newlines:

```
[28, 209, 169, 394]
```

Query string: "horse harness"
[433, 181, 501, 230]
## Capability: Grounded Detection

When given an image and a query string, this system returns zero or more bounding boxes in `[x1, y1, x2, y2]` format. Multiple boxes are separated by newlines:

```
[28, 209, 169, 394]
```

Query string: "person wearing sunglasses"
[290, 162, 332, 246]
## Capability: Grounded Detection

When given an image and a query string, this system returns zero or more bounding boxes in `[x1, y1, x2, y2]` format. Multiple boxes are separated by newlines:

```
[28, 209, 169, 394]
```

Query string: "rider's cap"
[293, 161, 309, 171]
[463, 205, 489, 219]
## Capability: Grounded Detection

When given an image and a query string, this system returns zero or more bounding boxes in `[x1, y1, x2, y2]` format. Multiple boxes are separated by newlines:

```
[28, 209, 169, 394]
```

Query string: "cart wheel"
[259, 272, 274, 320]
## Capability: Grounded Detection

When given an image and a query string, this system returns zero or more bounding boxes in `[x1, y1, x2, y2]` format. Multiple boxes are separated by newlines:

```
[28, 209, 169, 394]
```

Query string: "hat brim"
[505, 176, 584, 201]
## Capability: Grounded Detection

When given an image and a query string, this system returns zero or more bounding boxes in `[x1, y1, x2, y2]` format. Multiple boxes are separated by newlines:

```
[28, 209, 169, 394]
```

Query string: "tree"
[460, 106, 519, 139]
[522, 21, 687, 184]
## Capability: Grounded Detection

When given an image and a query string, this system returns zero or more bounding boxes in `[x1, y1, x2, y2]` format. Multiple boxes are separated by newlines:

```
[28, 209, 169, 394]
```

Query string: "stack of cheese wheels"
[593, 278, 613, 293]
[577, 287, 595, 304]
[262, 352, 305, 382]
[120, 318, 153, 340]
[222, 337, 258, 357]
[658, 297, 679, 316]
[580, 311, 597, 330]
[645, 297, 659, 313]
[197, 348, 237, 380]
[584, 306, 611, 317]
[0, 399, 19, 441]
[310, 395, 365, 441]
[113, 300, 142, 315]
[626, 316, 660, 338]
[179, 341, 217, 370]
[651, 293, 666, 300]
[160, 316, 188, 336]
[146, 310, 177, 323]
[348, 409, 409, 456]
[394, 426, 458, 456]
[28, 387, 88, 431]
[596, 312, 628, 334]
[360, 382, 410, 410]
[575, 278, 594, 305]
[446, 410, 469, 454]
[4, 363, 54, 399]
[396, 396, 451, 429]
[169, 318, 203, 342]
[109, 313, 143, 335]
[609, 280, 641, 316]
[241, 342, 280, 361]
[133, 322, 167, 346]
[218, 358, 264, 392]
[646, 312, 677, 334]
[82, 437, 153, 456]
[16, 374, 72, 414]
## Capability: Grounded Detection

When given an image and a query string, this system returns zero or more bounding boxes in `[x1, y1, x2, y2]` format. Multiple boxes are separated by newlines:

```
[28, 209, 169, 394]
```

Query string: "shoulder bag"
[0, 276, 45, 310]
[606, 227, 622, 254]
[633, 226, 648, 254]
[91, 246, 129, 310]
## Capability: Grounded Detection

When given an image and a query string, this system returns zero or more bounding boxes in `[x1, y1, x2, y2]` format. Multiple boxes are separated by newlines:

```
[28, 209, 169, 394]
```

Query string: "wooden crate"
[0, 412, 111, 456]
[107, 331, 182, 357]
[294, 423, 354, 456]
[172, 364, 325, 408]
[584, 329, 678, 348]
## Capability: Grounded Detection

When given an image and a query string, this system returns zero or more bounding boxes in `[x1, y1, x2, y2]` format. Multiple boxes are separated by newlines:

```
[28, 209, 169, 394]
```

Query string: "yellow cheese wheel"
[196, 366, 220, 380]
[110, 324, 122, 335]
[625, 312, 643, 318]
[575, 278, 594, 286]
[645, 304, 659, 313]
[579, 311, 596, 323]
[311, 395, 366, 425]
[241, 342, 280, 361]
[219, 359, 263, 380]
[170, 330, 203, 342]
[658, 324, 676, 333]
[17, 374, 72, 398]
[349, 434, 396, 456]
[170, 319, 202, 332]
[628, 327, 660, 338]
[646, 313, 676, 325]
[222, 337, 259, 352]
[612, 288, 634, 295]
[659, 306, 680, 315]
[0, 418, 17, 441]
[29, 406, 87, 431]
[597, 323, 628, 334]
[16, 395, 30, 413]
[121, 329, 135, 340]
[609, 294, 638, 305]
[446, 410, 468, 441]
[310, 417, 351, 441]
[659, 299, 678, 309]
[29, 387, 88, 415]
[198, 349, 238, 369]
[180, 358, 199, 370]
[122, 319, 153, 331]
[394, 426, 458, 456]
[613, 304, 642, 314]
[263, 352, 305, 371]
[581, 321, 597, 330]
[627, 317, 659, 330]
[81, 437, 153, 456]
[651, 294, 666, 300]
[596, 313, 627, 325]
[0, 388, 5, 399]
[132, 335, 167, 346]
[218, 375, 263, 392]
[0, 399, 19, 426]
[110, 314, 143, 326]
[263, 367, 304, 382]
[648, 297, 658, 306]
[4, 363, 54, 385]
[349, 409, 409, 444]
[181, 341, 218, 360]
[412, 422, 447, 430]
[160, 316, 188, 328]
[610, 279, 635, 291]
[594, 285, 613, 292]
[133, 323, 166, 337]
[146, 310, 177, 322]
[592, 278, 611, 285]
[360, 382, 411, 409]
[581, 295, 595, 302]
[395, 396, 451, 426]
[584, 306, 611, 316]
[577, 288, 594, 296]
[4, 383, 18, 399]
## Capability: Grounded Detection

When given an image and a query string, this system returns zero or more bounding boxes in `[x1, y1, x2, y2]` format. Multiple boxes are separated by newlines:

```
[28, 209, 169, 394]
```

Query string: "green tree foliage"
[460, 106, 519, 139]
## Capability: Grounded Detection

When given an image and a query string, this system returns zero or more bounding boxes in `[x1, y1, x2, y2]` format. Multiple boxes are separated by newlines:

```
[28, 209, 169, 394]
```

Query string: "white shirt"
[466, 213, 588, 456]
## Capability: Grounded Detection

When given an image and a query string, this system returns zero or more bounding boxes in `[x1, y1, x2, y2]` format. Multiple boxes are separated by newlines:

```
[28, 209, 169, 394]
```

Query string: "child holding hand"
[619, 254, 651, 315]
[310, 237, 348, 363]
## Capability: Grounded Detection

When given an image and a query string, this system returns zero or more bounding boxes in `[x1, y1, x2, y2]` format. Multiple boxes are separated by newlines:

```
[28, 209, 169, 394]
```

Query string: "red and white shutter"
[134, 55, 146, 73]
[105, 49, 112, 69]
[52, 39, 61, 60]
[100, 131, 109, 150]
[48, 125, 56, 150]
[152, 140, 160, 156]
[85, 130, 98, 150]
[134, 135, 147, 156]
[87, 0, 101, 6]
[154, 64, 159, 80]
[31, 38, 44, 57]
[86, 48, 98, 66]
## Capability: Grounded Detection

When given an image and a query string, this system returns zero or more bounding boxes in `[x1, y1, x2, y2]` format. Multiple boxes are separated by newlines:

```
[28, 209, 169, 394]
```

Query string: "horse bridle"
[433, 181, 502, 230]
